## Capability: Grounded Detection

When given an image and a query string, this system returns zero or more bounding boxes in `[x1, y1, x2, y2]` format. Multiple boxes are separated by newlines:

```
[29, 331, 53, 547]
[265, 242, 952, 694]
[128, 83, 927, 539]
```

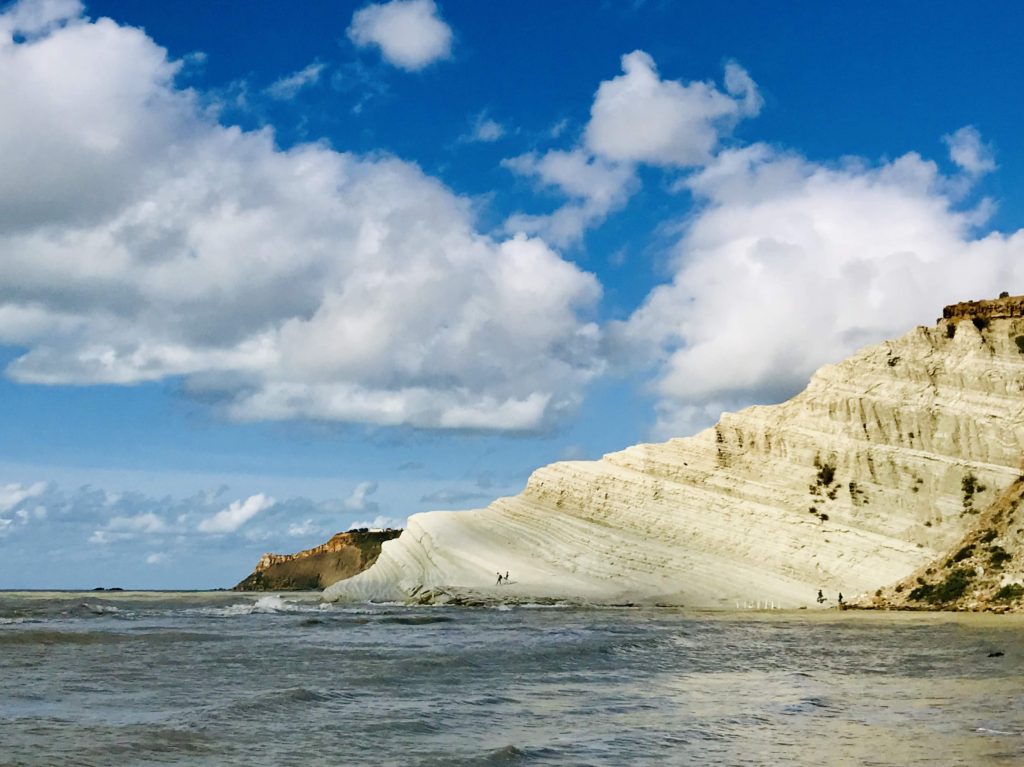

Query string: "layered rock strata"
[234, 528, 402, 591]
[325, 296, 1024, 608]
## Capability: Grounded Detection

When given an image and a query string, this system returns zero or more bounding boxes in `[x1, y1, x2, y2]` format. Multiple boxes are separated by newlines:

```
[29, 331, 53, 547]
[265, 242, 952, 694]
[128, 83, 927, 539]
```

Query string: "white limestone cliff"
[324, 297, 1024, 608]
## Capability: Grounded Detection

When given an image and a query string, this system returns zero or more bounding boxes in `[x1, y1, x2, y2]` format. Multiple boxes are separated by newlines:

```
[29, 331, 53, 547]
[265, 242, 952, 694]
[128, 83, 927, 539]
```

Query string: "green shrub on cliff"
[908, 568, 975, 605]
[995, 584, 1024, 601]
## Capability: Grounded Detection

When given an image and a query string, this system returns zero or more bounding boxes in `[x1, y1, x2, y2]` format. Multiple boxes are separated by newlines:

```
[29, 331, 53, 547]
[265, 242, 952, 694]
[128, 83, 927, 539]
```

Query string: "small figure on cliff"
[505, 571, 510, 583]
[496, 572, 503, 585]
[816, 589, 825, 604]
[837, 592, 844, 606]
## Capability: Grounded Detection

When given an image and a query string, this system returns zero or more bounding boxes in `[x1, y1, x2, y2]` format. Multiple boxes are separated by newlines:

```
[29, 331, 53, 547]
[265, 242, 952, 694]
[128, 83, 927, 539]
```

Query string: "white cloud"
[344, 481, 379, 512]
[198, 494, 276, 534]
[265, 61, 325, 100]
[0, 0, 81, 40]
[347, 0, 452, 71]
[503, 149, 638, 246]
[613, 141, 1024, 436]
[585, 51, 760, 167]
[0, 481, 46, 513]
[145, 552, 168, 565]
[348, 514, 404, 530]
[944, 125, 996, 176]
[287, 518, 320, 537]
[465, 112, 504, 143]
[107, 511, 168, 534]
[0, 5, 602, 432]
[502, 52, 754, 246]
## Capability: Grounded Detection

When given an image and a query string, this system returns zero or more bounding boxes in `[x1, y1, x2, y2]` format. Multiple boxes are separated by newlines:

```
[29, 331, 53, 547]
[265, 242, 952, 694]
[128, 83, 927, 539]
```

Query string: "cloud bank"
[0, 1, 600, 432]
[615, 142, 1024, 435]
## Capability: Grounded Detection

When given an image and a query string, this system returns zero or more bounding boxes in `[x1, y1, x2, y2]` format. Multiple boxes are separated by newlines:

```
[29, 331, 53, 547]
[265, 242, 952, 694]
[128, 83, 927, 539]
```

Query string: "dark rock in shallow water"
[233, 528, 402, 591]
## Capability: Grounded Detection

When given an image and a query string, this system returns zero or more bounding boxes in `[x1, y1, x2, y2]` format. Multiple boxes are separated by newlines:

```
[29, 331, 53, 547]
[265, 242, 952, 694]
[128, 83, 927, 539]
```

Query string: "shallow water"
[0, 592, 1021, 766]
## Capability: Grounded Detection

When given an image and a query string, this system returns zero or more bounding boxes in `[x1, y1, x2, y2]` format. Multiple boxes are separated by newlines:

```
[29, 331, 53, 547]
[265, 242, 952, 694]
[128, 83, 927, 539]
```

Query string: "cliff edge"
[234, 528, 402, 591]
[324, 294, 1024, 609]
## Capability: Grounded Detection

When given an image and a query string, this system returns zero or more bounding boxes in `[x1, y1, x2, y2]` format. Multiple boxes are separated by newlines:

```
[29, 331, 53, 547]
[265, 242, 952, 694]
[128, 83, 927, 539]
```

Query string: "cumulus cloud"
[265, 61, 325, 100]
[613, 140, 1023, 436]
[503, 149, 638, 246]
[344, 481, 379, 512]
[347, 0, 452, 71]
[145, 552, 168, 565]
[503, 52, 754, 245]
[107, 511, 168, 534]
[198, 493, 276, 534]
[347, 514, 404, 530]
[0, 3, 601, 432]
[944, 125, 996, 176]
[0, 0, 81, 39]
[464, 111, 505, 143]
[0, 481, 46, 513]
[585, 51, 760, 167]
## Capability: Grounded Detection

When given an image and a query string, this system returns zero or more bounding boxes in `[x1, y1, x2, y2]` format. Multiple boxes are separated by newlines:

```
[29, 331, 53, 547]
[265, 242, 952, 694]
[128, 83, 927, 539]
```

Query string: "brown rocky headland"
[234, 528, 402, 591]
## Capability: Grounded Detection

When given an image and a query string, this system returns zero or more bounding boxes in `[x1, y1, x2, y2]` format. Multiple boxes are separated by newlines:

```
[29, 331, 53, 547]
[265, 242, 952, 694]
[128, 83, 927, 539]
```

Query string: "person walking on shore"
[496, 572, 503, 585]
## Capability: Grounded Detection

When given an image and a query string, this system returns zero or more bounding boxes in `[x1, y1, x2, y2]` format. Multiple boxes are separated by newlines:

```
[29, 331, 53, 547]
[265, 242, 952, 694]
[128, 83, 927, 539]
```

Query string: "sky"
[2, 0, 1024, 588]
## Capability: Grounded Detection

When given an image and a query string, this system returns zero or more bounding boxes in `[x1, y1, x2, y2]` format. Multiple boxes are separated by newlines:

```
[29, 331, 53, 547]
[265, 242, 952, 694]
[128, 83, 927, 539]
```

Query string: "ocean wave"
[190, 595, 327, 617]
[975, 727, 1020, 736]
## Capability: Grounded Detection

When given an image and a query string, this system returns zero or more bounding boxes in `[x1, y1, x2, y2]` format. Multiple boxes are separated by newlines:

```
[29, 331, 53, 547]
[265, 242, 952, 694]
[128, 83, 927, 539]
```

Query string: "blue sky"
[2, 0, 1023, 588]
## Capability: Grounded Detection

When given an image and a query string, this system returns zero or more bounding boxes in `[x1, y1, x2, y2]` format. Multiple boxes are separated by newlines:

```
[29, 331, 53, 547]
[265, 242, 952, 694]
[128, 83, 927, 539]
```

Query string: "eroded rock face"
[325, 296, 1024, 607]
[234, 529, 402, 591]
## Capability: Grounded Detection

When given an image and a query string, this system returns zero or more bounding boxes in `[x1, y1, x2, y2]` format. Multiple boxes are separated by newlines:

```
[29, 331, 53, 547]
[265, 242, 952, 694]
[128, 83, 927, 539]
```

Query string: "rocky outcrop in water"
[324, 295, 1024, 608]
[234, 528, 402, 591]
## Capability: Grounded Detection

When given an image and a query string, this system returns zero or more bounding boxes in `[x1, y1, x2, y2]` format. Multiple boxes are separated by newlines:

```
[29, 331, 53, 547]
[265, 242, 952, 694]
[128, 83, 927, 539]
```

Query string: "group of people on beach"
[496, 571, 510, 585]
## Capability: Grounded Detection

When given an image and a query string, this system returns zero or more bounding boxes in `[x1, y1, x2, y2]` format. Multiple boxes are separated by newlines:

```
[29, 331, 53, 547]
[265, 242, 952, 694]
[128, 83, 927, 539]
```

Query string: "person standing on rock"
[496, 572, 503, 585]
[505, 571, 510, 584]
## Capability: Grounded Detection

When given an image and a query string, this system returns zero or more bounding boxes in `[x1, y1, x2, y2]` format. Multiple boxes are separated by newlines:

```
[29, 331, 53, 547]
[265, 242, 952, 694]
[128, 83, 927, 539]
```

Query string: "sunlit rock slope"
[325, 295, 1024, 607]
[234, 528, 401, 590]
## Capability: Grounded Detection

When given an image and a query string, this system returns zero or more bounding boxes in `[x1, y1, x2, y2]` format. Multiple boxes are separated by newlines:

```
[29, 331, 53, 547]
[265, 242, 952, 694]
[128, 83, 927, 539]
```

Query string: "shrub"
[972, 317, 989, 331]
[995, 583, 1024, 601]
[952, 544, 975, 563]
[909, 568, 975, 604]
[817, 462, 836, 487]
[989, 546, 1012, 569]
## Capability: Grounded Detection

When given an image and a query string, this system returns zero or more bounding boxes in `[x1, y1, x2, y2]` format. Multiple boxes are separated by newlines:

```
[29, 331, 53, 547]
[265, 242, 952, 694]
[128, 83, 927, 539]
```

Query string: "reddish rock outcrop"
[234, 528, 402, 591]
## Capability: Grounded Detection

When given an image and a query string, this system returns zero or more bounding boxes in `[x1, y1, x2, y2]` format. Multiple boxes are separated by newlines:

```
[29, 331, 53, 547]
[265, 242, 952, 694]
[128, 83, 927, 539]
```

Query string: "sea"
[0, 591, 1021, 767]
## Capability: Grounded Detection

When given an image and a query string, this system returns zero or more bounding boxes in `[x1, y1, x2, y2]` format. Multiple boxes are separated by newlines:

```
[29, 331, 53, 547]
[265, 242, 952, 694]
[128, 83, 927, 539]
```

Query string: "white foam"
[198, 595, 327, 617]
[974, 727, 1018, 736]
[83, 603, 120, 614]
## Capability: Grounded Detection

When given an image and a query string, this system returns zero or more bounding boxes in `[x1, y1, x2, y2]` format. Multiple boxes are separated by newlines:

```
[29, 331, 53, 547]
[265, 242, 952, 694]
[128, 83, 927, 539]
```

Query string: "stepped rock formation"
[324, 295, 1024, 608]
[234, 528, 402, 591]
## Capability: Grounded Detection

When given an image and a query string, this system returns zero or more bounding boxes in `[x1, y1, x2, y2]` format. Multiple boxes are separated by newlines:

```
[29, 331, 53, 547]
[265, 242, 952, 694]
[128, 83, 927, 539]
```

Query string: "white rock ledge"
[325, 302, 1024, 608]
